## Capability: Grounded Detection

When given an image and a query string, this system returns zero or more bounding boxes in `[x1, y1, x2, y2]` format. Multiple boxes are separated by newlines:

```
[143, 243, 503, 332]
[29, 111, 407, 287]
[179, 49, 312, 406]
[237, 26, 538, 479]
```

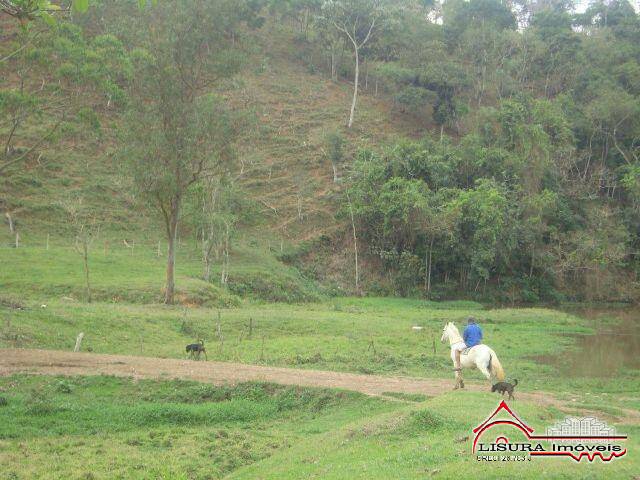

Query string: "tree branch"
[0, 114, 64, 175]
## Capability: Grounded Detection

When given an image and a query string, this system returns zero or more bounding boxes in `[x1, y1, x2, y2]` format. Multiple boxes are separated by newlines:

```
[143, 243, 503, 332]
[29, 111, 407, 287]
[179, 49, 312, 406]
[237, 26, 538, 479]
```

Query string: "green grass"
[229, 392, 640, 480]
[0, 375, 396, 479]
[0, 375, 636, 479]
[2, 286, 637, 398]
[0, 244, 633, 398]
[0, 242, 322, 304]
[1, 239, 638, 479]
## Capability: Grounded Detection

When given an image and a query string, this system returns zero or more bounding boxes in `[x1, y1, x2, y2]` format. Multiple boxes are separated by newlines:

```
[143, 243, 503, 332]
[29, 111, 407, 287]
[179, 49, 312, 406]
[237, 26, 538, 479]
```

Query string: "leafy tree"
[188, 175, 245, 284]
[323, 130, 345, 182]
[320, 0, 390, 127]
[415, 188, 459, 297]
[121, 0, 249, 304]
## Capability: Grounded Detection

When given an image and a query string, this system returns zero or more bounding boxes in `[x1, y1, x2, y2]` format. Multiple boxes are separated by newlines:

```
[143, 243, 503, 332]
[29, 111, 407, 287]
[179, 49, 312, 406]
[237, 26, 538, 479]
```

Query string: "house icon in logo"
[472, 400, 534, 453]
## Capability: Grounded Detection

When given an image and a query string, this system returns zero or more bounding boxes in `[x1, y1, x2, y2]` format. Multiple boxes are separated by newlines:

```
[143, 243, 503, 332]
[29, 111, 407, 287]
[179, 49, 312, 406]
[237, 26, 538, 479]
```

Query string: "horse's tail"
[488, 352, 505, 382]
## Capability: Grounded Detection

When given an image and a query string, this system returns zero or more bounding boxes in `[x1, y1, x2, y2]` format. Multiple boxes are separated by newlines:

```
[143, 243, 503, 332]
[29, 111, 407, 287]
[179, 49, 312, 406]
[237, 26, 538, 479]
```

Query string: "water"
[536, 306, 640, 377]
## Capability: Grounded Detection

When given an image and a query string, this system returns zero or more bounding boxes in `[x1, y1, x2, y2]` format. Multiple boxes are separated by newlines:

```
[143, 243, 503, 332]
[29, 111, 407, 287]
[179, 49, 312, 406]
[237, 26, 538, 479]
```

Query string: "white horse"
[441, 322, 505, 389]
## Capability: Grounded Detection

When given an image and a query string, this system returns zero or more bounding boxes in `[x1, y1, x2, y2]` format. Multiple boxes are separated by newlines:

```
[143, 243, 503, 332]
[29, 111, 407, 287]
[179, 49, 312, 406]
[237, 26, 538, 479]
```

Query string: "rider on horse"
[454, 316, 483, 371]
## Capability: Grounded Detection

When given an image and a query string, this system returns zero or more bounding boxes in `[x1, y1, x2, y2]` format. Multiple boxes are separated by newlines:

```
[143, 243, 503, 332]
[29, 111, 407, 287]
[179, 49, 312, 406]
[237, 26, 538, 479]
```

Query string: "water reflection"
[535, 306, 640, 377]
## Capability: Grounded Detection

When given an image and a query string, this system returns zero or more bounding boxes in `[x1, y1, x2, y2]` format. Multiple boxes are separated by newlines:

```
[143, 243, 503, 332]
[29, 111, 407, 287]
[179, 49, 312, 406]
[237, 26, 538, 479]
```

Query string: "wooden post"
[15, 232, 19, 248]
[248, 317, 253, 338]
[432, 338, 436, 355]
[157, 240, 161, 257]
[260, 334, 265, 362]
[46, 233, 50, 250]
[74, 332, 84, 352]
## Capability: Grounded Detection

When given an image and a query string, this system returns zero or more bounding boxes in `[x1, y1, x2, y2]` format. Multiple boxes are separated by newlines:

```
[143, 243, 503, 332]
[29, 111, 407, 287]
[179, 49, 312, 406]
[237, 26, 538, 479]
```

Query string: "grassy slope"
[231, 392, 640, 480]
[1, 22, 422, 299]
[0, 375, 636, 480]
[0, 376, 397, 479]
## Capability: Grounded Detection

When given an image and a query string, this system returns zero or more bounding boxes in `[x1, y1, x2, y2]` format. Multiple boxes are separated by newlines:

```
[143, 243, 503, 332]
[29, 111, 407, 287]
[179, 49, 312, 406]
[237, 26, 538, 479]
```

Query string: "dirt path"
[1, 348, 638, 423]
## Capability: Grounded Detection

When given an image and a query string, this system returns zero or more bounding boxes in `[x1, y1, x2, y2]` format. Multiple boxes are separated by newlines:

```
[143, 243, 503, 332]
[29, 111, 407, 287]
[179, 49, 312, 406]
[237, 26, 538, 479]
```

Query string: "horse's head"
[440, 322, 453, 343]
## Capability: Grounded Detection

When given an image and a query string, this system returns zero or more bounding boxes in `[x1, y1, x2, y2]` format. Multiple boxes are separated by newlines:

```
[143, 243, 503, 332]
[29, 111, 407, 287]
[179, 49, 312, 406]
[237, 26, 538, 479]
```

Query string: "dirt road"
[0, 348, 472, 396]
[1, 348, 637, 423]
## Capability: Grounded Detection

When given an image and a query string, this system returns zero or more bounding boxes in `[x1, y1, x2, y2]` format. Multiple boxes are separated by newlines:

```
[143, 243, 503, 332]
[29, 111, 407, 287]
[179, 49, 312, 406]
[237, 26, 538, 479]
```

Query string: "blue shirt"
[463, 323, 482, 347]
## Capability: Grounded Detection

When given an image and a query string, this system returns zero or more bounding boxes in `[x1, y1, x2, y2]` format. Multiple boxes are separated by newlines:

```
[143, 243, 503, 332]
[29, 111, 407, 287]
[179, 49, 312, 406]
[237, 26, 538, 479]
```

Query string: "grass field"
[1, 244, 639, 478]
[0, 375, 637, 480]
[2, 246, 638, 396]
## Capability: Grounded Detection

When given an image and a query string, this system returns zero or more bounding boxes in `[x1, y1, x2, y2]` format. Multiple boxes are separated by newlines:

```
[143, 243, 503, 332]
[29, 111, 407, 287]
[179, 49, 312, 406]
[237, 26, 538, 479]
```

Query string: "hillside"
[0, 14, 427, 302]
[2, 0, 640, 303]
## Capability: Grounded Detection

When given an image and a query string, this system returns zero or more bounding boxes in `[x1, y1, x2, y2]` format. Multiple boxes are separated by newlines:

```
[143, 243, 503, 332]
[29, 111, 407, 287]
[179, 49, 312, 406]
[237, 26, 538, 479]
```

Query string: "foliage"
[346, 92, 634, 300]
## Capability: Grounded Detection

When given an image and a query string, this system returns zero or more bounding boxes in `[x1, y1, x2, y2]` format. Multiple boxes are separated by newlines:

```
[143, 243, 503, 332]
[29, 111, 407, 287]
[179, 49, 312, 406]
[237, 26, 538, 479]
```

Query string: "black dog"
[491, 379, 518, 400]
[186, 340, 207, 360]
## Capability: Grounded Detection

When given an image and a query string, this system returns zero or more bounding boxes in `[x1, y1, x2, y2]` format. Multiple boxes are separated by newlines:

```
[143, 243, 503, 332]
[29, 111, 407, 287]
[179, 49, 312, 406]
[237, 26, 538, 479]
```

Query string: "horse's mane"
[446, 322, 463, 343]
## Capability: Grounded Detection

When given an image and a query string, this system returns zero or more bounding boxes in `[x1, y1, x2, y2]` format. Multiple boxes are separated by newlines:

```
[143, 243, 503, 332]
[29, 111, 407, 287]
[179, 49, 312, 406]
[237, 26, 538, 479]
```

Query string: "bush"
[227, 271, 322, 303]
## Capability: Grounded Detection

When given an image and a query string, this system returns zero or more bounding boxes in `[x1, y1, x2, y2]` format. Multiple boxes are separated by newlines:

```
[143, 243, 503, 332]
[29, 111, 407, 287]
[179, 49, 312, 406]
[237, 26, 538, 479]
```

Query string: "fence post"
[74, 332, 85, 352]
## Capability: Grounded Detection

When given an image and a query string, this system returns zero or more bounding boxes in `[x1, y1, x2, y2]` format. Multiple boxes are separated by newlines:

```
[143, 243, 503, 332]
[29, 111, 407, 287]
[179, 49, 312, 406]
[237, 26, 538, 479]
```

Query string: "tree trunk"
[220, 222, 230, 285]
[364, 58, 369, 90]
[529, 245, 534, 278]
[82, 242, 91, 303]
[165, 201, 180, 305]
[347, 194, 359, 293]
[348, 47, 359, 128]
[331, 50, 337, 81]
[426, 237, 434, 298]
[5, 212, 14, 233]
[203, 251, 212, 282]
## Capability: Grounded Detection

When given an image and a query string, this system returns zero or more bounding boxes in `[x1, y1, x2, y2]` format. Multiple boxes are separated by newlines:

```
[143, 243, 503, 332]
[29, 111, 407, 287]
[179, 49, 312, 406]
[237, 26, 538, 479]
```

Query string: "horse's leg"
[477, 356, 492, 385]
[450, 350, 462, 389]
[455, 361, 464, 389]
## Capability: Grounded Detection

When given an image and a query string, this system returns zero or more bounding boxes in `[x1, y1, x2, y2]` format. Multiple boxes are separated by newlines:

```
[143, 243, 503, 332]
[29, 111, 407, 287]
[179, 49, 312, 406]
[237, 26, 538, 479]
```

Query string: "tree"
[314, 9, 346, 81]
[321, 0, 388, 127]
[451, 179, 508, 288]
[415, 189, 459, 297]
[61, 196, 98, 303]
[1, 24, 64, 178]
[189, 174, 243, 284]
[122, 0, 246, 304]
[323, 130, 345, 182]
[0, 0, 153, 23]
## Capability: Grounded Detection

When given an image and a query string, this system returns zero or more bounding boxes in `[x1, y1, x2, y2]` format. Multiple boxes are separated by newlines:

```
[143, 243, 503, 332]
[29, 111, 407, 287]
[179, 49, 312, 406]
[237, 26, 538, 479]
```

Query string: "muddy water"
[537, 306, 640, 377]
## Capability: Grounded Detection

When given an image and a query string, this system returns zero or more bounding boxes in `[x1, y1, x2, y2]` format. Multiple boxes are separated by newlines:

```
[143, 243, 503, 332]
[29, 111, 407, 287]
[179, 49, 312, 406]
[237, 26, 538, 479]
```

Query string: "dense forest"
[1, 0, 639, 303]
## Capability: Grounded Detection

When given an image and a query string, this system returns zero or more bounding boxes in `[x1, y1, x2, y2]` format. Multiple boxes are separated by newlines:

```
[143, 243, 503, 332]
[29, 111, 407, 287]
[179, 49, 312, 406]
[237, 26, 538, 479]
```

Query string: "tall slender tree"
[321, 0, 388, 127]
[122, 1, 247, 304]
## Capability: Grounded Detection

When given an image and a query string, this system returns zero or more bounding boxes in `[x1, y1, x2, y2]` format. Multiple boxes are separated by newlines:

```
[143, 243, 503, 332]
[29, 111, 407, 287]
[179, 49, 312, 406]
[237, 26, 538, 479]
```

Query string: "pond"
[536, 306, 640, 377]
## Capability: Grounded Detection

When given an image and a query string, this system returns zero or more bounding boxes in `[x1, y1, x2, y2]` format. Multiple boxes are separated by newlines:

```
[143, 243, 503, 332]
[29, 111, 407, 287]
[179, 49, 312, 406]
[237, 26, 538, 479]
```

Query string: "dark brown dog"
[491, 379, 518, 400]
[186, 340, 207, 360]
